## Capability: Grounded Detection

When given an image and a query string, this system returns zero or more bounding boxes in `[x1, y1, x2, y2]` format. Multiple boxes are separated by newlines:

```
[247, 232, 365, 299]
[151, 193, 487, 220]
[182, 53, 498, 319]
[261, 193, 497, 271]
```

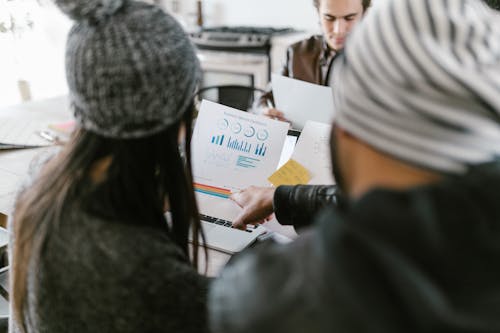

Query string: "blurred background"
[0, 0, 390, 108]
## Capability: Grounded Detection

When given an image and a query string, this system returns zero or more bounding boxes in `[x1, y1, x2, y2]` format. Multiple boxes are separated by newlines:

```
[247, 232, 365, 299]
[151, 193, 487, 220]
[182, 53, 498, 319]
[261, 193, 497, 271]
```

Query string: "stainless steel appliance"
[190, 27, 295, 90]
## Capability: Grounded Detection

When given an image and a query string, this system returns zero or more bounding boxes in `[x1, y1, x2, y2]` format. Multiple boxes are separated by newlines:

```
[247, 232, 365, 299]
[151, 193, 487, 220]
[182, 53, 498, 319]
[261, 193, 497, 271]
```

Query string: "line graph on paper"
[202, 148, 233, 169]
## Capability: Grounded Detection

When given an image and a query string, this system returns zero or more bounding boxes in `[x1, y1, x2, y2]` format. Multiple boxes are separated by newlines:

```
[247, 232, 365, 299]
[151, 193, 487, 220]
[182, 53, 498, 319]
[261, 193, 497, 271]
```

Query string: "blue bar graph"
[211, 134, 224, 146]
[254, 143, 267, 156]
[227, 137, 252, 153]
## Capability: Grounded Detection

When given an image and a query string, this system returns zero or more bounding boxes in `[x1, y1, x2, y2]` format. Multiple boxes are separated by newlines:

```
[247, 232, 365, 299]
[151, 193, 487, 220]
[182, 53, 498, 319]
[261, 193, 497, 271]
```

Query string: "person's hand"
[261, 107, 289, 122]
[230, 186, 276, 229]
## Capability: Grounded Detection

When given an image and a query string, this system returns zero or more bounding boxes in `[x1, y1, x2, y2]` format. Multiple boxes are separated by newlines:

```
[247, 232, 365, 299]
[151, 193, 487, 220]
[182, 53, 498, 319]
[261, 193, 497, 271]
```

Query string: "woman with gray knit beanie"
[9, 0, 209, 332]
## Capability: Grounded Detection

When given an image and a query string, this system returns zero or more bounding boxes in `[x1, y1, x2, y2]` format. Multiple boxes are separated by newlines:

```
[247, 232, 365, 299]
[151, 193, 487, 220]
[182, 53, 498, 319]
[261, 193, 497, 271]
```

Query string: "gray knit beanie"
[332, 0, 500, 174]
[55, 0, 200, 138]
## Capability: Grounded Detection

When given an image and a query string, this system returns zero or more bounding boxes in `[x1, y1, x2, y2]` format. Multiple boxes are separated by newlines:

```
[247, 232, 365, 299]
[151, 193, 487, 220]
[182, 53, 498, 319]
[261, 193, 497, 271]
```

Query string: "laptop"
[190, 100, 290, 253]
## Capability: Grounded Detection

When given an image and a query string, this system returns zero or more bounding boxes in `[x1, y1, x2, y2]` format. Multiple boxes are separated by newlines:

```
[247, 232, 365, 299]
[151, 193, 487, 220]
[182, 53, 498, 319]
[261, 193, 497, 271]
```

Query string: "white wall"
[2, 0, 391, 107]
[162, 0, 390, 32]
[202, 0, 319, 30]
[162, 0, 320, 31]
[0, 1, 70, 108]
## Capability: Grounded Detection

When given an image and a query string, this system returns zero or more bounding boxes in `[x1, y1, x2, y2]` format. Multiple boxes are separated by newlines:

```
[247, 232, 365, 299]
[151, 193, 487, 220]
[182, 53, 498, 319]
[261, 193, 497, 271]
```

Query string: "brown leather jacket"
[259, 35, 336, 107]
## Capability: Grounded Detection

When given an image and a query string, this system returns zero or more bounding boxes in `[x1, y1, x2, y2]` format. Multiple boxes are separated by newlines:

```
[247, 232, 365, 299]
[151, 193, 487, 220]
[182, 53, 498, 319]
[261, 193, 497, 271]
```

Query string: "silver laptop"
[192, 193, 264, 254]
[190, 101, 292, 253]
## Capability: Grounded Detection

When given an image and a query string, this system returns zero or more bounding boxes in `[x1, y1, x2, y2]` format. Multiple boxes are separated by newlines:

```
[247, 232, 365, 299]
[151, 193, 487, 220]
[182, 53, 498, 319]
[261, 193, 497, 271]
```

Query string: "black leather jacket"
[273, 184, 339, 230]
[210, 162, 500, 333]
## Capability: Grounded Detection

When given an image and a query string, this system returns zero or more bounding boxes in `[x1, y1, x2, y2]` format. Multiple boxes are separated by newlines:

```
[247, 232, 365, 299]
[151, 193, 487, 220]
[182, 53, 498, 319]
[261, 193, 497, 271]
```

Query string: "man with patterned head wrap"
[209, 0, 500, 332]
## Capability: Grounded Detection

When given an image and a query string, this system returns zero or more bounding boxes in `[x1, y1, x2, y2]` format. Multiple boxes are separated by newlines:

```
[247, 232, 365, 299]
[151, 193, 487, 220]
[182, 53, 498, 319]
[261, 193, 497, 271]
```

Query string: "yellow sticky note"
[268, 159, 311, 187]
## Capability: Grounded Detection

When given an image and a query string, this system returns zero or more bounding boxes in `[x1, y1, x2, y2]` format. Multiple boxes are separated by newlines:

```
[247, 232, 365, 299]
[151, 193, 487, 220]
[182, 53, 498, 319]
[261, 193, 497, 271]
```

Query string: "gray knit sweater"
[9, 154, 209, 332]
[10, 207, 209, 333]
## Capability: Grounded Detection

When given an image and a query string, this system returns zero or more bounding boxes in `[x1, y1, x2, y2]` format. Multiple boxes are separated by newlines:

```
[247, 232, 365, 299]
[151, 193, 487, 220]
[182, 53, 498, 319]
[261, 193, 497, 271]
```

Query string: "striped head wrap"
[332, 0, 500, 174]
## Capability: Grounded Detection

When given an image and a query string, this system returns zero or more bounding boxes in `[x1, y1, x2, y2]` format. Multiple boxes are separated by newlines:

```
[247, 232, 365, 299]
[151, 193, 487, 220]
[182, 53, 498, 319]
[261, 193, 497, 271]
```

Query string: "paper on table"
[0, 118, 53, 147]
[291, 121, 335, 185]
[0, 95, 71, 147]
[268, 159, 311, 187]
[272, 73, 334, 130]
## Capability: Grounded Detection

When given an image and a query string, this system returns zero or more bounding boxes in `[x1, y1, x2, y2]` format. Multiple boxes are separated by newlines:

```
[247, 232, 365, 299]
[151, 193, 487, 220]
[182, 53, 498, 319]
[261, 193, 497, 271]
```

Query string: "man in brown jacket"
[260, 0, 371, 121]
[229, 0, 371, 231]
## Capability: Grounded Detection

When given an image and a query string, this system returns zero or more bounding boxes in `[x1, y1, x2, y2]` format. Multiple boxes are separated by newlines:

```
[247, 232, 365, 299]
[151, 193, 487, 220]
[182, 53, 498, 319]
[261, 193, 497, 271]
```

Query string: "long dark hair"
[11, 106, 204, 332]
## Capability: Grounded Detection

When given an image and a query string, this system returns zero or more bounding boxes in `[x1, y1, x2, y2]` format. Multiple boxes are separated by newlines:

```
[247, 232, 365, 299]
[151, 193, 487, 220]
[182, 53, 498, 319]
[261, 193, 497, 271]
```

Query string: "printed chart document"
[0, 95, 71, 148]
[291, 121, 335, 185]
[272, 73, 335, 130]
[191, 100, 289, 220]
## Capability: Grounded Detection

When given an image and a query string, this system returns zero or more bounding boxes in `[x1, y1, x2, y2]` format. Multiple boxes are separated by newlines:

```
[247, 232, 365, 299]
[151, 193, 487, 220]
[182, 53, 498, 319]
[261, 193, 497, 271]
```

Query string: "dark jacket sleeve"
[209, 210, 365, 333]
[273, 184, 339, 230]
[209, 231, 321, 333]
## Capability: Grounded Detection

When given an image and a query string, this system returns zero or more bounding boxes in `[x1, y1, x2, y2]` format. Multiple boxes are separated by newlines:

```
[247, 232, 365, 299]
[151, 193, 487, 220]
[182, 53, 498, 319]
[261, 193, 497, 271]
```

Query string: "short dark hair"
[313, 0, 372, 12]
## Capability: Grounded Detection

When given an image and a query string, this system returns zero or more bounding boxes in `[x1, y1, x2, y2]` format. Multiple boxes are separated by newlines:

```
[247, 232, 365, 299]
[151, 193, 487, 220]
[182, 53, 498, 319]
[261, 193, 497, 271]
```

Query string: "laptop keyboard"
[199, 214, 257, 233]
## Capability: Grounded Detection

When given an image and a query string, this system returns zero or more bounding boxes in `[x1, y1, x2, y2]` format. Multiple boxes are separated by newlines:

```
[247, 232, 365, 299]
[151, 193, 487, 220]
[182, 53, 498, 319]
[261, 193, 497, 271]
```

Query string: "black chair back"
[194, 85, 266, 112]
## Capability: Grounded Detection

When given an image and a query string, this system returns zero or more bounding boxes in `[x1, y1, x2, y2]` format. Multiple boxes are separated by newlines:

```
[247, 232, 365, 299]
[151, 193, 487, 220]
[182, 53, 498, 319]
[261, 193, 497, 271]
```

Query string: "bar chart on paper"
[211, 134, 225, 146]
[254, 143, 267, 156]
[191, 100, 290, 190]
[227, 137, 252, 153]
